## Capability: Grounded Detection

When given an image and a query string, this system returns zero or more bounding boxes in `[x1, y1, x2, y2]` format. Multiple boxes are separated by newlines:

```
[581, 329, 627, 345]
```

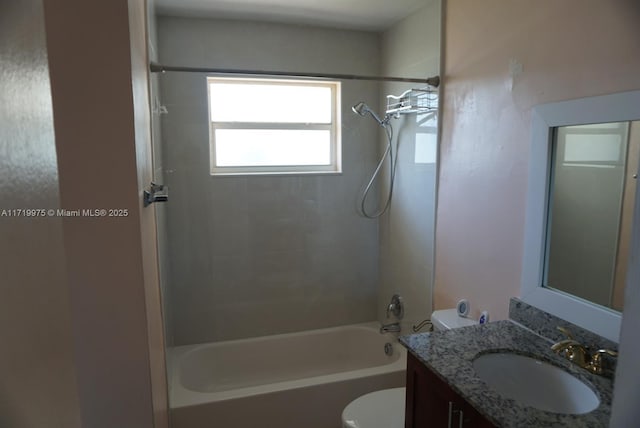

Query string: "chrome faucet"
[380, 322, 401, 334]
[380, 294, 404, 334]
[386, 294, 404, 319]
[551, 326, 618, 376]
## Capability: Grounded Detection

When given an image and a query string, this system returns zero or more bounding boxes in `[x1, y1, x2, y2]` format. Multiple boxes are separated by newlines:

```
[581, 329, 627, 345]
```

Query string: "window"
[207, 77, 341, 175]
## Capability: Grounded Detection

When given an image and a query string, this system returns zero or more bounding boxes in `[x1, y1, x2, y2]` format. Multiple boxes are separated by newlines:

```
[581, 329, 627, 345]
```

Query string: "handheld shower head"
[351, 102, 385, 126]
[352, 102, 368, 116]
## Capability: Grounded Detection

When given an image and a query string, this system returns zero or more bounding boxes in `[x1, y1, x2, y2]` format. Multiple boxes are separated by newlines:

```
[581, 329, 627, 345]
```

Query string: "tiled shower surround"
[156, 3, 441, 345]
[158, 17, 381, 344]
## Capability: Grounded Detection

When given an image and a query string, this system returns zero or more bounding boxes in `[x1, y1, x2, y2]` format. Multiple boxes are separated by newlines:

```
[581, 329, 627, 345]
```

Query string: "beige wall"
[44, 0, 168, 427]
[378, 1, 440, 330]
[0, 1, 81, 426]
[436, 0, 640, 320]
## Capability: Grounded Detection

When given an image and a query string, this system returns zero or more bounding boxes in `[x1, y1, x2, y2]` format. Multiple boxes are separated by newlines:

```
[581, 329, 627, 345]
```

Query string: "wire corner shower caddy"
[385, 87, 438, 117]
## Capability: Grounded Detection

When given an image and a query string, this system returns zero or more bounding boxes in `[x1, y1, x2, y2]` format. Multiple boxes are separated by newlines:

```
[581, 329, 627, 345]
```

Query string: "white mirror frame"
[521, 90, 640, 343]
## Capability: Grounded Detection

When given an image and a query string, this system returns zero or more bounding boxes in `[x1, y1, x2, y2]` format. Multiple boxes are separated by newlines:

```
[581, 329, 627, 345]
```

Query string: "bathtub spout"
[380, 322, 401, 334]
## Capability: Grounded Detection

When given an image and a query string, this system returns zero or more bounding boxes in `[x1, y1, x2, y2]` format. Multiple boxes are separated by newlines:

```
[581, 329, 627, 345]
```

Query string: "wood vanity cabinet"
[405, 352, 496, 428]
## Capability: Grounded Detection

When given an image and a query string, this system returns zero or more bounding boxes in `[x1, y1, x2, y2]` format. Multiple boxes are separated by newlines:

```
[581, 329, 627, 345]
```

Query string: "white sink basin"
[472, 353, 599, 414]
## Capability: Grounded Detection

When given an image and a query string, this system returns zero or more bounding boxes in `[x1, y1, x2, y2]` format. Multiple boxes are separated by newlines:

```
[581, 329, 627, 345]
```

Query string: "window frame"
[207, 76, 342, 176]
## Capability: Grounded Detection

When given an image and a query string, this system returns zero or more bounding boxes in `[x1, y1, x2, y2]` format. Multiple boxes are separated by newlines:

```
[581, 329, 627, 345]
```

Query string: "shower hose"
[359, 121, 398, 219]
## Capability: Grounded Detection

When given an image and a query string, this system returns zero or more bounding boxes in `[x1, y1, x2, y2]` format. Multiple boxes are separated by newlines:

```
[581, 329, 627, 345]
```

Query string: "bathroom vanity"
[405, 352, 494, 427]
[400, 311, 615, 428]
[399, 89, 639, 427]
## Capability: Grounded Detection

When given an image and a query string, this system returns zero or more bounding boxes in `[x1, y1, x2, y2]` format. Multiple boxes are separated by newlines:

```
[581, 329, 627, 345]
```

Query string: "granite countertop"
[400, 320, 613, 428]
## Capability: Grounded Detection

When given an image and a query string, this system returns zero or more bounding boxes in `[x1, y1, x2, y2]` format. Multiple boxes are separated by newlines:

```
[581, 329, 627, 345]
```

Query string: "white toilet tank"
[341, 309, 476, 428]
[431, 308, 476, 331]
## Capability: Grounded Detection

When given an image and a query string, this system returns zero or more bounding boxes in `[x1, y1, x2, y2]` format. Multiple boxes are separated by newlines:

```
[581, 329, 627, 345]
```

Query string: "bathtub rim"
[167, 321, 406, 409]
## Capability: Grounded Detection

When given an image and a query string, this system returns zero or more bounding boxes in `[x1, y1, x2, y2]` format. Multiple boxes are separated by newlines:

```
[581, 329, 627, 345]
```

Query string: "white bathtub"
[168, 322, 406, 428]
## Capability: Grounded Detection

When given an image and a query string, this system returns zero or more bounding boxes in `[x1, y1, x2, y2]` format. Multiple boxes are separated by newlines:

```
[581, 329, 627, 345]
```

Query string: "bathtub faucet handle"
[386, 294, 404, 320]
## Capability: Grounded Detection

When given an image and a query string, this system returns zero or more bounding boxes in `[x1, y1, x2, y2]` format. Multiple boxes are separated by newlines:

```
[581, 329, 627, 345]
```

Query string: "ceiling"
[154, 0, 430, 32]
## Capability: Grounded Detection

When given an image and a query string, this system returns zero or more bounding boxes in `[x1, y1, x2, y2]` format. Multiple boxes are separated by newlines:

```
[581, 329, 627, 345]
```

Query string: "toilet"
[341, 309, 476, 428]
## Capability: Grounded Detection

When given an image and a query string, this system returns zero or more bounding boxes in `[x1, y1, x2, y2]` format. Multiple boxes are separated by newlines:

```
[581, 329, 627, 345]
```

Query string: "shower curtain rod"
[149, 62, 440, 87]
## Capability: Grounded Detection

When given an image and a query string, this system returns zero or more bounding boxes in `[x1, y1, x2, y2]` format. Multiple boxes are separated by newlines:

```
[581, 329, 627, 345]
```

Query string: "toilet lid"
[342, 387, 405, 428]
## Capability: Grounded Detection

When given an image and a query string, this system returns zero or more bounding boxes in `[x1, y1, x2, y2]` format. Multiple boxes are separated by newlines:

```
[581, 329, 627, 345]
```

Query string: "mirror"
[521, 90, 640, 342]
[544, 121, 639, 312]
